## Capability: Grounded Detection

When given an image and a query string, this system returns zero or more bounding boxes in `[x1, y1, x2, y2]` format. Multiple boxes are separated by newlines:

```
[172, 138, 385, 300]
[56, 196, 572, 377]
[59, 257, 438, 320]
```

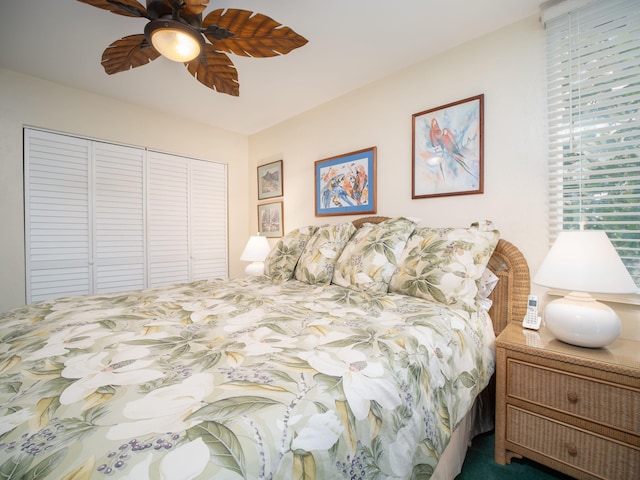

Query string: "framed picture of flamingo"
[314, 147, 377, 216]
[412, 94, 484, 199]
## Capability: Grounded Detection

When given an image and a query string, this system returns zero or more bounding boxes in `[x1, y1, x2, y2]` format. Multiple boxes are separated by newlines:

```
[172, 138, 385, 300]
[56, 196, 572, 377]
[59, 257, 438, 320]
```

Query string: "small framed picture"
[257, 160, 283, 200]
[314, 147, 376, 216]
[258, 201, 283, 238]
[412, 94, 484, 199]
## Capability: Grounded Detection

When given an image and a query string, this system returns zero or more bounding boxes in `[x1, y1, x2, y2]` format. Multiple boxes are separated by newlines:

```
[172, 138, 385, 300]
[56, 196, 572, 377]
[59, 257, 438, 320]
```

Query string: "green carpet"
[456, 431, 574, 479]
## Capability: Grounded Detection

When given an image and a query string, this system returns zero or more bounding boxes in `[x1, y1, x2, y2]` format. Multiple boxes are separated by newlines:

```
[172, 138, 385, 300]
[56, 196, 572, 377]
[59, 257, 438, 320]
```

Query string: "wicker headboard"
[351, 216, 530, 335]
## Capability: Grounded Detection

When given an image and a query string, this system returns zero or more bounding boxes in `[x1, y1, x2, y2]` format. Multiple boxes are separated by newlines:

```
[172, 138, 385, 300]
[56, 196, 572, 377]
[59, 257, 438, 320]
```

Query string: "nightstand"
[494, 322, 640, 479]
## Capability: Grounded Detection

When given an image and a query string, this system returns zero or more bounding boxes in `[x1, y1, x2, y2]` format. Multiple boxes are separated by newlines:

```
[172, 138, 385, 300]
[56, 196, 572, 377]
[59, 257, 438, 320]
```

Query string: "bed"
[0, 216, 529, 479]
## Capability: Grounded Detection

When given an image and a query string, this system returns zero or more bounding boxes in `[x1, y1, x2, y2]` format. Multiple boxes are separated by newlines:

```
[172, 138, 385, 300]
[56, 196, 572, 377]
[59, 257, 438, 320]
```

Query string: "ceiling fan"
[77, 0, 308, 96]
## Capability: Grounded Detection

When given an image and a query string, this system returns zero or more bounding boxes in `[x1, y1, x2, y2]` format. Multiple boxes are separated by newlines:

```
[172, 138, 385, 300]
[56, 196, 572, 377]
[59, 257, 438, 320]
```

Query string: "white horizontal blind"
[24, 130, 92, 302]
[545, 0, 640, 285]
[190, 159, 228, 279]
[147, 151, 190, 286]
[93, 142, 146, 293]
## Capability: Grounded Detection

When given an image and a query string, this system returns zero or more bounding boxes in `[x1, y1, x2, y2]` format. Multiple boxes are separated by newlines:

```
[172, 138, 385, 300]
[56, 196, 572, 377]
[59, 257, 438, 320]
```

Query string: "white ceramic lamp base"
[244, 262, 265, 276]
[543, 292, 620, 348]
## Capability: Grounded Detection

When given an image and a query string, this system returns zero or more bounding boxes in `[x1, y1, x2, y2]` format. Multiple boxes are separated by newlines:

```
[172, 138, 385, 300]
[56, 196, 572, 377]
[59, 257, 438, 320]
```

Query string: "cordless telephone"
[522, 294, 541, 330]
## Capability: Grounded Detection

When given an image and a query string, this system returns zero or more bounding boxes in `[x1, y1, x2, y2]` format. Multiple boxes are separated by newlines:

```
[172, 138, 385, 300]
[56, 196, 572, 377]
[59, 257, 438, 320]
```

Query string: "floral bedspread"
[0, 277, 495, 479]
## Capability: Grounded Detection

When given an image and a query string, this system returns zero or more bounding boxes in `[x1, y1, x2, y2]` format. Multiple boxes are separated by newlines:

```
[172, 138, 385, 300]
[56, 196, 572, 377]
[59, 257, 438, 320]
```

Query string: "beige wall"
[250, 16, 548, 269]
[0, 68, 249, 312]
[249, 16, 640, 340]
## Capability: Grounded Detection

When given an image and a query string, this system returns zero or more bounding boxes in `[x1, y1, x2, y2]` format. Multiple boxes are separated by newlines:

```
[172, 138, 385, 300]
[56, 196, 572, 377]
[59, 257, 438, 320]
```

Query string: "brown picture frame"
[257, 160, 283, 200]
[258, 201, 283, 238]
[412, 94, 484, 199]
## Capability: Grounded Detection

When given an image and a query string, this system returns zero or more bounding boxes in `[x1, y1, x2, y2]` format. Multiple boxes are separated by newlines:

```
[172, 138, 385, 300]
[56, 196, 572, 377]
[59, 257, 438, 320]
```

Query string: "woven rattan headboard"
[351, 216, 530, 335]
[486, 239, 530, 334]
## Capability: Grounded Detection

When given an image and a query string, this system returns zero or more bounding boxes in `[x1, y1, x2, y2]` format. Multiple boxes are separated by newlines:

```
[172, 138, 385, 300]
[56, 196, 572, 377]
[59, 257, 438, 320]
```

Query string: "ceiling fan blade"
[182, 0, 209, 15]
[101, 34, 161, 74]
[186, 45, 239, 96]
[77, 0, 148, 18]
[157, 0, 207, 16]
[202, 9, 308, 58]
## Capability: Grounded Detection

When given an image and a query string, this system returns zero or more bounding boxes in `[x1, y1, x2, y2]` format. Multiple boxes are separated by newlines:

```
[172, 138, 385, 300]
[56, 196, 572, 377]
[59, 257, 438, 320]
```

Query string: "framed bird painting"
[412, 94, 484, 199]
[314, 147, 377, 216]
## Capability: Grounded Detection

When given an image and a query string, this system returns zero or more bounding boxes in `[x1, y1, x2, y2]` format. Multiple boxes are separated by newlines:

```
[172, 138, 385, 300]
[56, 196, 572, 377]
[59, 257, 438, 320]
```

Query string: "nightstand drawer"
[507, 406, 640, 479]
[507, 359, 640, 434]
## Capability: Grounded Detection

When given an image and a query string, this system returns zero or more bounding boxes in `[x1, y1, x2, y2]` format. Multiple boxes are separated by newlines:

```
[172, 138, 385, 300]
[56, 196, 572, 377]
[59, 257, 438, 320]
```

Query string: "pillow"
[332, 217, 416, 294]
[478, 268, 499, 312]
[263, 226, 318, 281]
[294, 222, 356, 284]
[389, 221, 500, 311]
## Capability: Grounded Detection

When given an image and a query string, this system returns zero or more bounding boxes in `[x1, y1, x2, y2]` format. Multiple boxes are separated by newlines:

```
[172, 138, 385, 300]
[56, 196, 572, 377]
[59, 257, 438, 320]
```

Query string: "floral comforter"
[0, 277, 495, 479]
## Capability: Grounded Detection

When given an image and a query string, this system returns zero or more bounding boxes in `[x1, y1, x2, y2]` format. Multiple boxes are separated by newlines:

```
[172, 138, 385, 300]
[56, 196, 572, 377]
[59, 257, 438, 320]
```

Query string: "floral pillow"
[332, 217, 416, 294]
[388, 221, 500, 311]
[263, 226, 318, 281]
[295, 222, 356, 284]
[478, 268, 499, 312]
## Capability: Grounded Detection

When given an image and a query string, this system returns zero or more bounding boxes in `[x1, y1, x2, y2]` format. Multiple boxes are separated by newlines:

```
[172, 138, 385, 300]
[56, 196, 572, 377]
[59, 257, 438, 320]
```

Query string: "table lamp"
[533, 230, 638, 348]
[240, 234, 271, 276]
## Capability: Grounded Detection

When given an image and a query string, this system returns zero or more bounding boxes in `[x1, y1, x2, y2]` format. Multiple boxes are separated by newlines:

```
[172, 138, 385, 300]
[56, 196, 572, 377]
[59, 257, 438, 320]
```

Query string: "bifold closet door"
[25, 130, 147, 302]
[93, 142, 146, 293]
[25, 129, 228, 302]
[190, 159, 228, 280]
[146, 151, 190, 286]
[24, 130, 92, 303]
[146, 152, 228, 286]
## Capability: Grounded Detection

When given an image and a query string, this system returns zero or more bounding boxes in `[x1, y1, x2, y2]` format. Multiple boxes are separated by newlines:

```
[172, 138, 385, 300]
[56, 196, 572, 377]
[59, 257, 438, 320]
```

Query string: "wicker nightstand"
[494, 322, 640, 479]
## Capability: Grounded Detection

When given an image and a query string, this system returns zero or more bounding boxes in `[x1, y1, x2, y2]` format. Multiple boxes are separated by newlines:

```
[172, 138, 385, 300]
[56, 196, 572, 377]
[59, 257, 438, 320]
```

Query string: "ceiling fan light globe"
[152, 30, 200, 62]
[145, 20, 203, 63]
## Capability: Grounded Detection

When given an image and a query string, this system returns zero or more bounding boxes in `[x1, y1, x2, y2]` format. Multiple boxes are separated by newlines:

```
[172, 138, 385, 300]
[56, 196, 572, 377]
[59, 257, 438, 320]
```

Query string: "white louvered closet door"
[24, 130, 92, 302]
[93, 142, 146, 293]
[25, 130, 147, 302]
[147, 151, 190, 286]
[190, 159, 228, 279]
[25, 129, 228, 302]
[146, 153, 228, 285]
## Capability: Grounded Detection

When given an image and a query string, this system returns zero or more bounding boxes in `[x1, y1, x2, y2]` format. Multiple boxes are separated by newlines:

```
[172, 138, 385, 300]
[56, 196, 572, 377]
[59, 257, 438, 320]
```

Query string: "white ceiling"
[0, 0, 542, 135]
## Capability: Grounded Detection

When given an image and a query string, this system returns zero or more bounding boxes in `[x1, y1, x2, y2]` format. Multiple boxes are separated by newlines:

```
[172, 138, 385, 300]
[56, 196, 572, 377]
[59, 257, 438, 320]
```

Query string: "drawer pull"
[567, 389, 578, 404]
[565, 442, 578, 457]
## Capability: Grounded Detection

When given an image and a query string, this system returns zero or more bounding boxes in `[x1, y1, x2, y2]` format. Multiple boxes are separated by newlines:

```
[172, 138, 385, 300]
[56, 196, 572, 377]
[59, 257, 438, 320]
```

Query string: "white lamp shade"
[240, 235, 271, 263]
[533, 231, 638, 294]
[240, 235, 271, 276]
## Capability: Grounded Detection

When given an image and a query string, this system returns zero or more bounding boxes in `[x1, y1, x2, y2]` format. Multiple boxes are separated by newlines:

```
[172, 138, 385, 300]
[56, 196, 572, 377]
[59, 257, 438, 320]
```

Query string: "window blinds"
[545, 0, 640, 284]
